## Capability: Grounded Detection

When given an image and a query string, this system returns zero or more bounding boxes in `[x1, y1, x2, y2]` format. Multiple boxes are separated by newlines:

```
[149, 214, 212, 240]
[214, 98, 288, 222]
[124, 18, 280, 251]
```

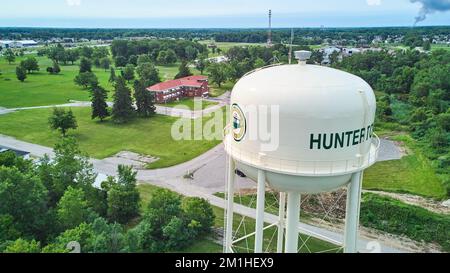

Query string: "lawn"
[0, 54, 201, 108]
[0, 107, 224, 169]
[363, 135, 447, 199]
[209, 81, 234, 97]
[0, 55, 108, 108]
[431, 44, 450, 52]
[158, 98, 218, 110]
[137, 184, 339, 253]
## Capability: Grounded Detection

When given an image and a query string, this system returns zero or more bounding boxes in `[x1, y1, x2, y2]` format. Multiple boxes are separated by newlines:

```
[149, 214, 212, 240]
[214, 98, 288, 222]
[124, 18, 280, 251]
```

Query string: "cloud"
[410, 0, 450, 25]
[366, 0, 382, 6]
[66, 0, 81, 7]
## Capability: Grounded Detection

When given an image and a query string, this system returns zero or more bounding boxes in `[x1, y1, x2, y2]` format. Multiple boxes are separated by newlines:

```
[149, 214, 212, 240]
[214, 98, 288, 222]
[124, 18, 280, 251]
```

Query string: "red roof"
[147, 75, 208, 92]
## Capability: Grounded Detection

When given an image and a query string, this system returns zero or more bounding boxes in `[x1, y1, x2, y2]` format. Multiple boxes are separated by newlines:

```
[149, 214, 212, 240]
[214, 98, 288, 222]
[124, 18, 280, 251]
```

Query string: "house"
[0, 145, 30, 159]
[147, 75, 210, 104]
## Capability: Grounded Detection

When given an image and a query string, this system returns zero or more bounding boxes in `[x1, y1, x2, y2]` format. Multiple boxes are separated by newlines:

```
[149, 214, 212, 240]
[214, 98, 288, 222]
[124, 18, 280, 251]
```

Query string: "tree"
[156, 51, 168, 65]
[100, 57, 111, 72]
[74, 72, 98, 89]
[20, 57, 39, 73]
[90, 84, 110, 122]
[79, 57, 92, 73]
[122, 64, 135, 83]
[181, 197, 215, 235]
[48, 108, 78, 137]
[115, 56, 127, 67]
[79, 46, 94, 59]
[195, 56, 208, 75]
[57, 186, 92, 230]
[0, 167, 48, 239]
[52, 62, 61, 74]
[136, 62, 160, 86]
[133, 79, 156, 117]
[3, 239, 41, 253]
[47, 44, 66, 64]
[128, 55, 138, 66]
[174, 61, 193, 79]
[112, 76, 135, 123]
[185, 45, 198, 61]
[65, 49, 80, 65]
[5, 48, 15, 64]
[106, 165, 140, 224]
[137, 54, 152, 66]
[16, 66, 27, 82]
[50, 137, 102, 213]
[109, 67, 117, 84]
[208, 63, 228, 88]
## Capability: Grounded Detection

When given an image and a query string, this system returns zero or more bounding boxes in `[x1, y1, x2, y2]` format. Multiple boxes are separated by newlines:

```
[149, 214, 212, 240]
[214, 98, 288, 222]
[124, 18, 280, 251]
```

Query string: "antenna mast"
[267, 9, 273, 48]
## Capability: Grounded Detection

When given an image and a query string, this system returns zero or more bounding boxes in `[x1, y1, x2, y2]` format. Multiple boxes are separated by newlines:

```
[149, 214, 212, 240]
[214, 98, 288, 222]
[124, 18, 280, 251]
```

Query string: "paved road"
[0, 133, 409, 253]
[0, 99, 227, 120]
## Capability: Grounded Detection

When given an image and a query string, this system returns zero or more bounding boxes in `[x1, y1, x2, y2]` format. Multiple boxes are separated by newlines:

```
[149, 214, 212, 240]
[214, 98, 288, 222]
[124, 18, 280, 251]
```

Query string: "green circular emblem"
[231, 104, 246, 142]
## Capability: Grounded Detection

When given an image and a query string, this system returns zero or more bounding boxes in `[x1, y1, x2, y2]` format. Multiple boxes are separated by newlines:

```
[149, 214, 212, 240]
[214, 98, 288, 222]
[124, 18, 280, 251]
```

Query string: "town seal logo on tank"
[232, 104, 246, 142]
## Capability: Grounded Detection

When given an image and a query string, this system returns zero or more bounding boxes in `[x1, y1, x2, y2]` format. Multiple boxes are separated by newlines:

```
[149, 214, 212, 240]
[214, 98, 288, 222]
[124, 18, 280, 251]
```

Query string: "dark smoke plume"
[411, 0, 450, 25]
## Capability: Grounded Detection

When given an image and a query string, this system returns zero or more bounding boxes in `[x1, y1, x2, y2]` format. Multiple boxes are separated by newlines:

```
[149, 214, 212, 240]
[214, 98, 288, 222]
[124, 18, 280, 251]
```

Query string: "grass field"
[158, 98, 218, 110]
[431, 44, 450, 51]
[209, 81, 234, 97]
[0, 55, 201, 108]
[138, 184, 339, 253]
[0, 55, 101, 108]
[0, 107, 224, 169]
[363, 135, 447, 199]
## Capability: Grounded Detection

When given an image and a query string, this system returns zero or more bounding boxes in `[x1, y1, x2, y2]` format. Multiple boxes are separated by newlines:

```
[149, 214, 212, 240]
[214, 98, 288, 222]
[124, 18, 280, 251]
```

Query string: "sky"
[0, 0, 449, 28]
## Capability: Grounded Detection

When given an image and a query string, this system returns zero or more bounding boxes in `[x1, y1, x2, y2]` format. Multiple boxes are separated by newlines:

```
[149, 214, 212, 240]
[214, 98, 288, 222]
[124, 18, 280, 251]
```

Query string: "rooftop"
[147, 75, 208, 92]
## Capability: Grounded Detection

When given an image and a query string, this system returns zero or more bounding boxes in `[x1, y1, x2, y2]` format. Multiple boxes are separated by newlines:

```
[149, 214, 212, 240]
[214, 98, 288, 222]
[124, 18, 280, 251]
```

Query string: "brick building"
[146, 75, 210, 104]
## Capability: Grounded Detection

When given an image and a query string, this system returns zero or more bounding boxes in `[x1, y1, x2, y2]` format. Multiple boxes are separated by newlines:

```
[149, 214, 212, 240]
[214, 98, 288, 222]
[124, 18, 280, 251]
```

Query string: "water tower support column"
[225, 157, 236, 253]
[285, 192, 301, 253]
[344, 171, 363, 253]
[277, 192, 286, 253]
[254, 170, 266, 253]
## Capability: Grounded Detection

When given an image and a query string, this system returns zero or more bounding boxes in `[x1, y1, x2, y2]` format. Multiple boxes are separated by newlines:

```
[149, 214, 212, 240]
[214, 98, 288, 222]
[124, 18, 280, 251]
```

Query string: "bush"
[360, 193, 450, 251]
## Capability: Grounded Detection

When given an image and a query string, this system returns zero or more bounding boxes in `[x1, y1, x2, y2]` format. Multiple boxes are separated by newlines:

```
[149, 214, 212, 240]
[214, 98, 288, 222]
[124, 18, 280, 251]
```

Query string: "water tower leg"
[225, 157, 236, 253]
[344, 171, 363, 253]
[277, 192, 286, 253]
[285, 192, 301, 253]
[254, 170, 266, 253]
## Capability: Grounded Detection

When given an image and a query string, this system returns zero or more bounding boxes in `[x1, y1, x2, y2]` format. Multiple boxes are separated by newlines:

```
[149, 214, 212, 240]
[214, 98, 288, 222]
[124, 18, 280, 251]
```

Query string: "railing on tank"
[223, 125, 381, 176]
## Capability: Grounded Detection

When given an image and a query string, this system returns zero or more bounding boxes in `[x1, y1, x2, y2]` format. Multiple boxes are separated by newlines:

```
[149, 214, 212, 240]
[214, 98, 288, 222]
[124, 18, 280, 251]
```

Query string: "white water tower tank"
[224, 51, 380, 254]
[225, 51, 379, 194]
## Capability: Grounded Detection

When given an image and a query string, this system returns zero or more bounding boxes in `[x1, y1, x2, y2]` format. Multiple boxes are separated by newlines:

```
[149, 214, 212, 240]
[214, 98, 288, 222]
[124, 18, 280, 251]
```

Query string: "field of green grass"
[431, 44, 450, 51]
[363, 135, 447, 199]
[0, 55, 103, 108]
[0, 107, 224, 169]
[0, 54, 202, 108]
[158, 98, 218, 110]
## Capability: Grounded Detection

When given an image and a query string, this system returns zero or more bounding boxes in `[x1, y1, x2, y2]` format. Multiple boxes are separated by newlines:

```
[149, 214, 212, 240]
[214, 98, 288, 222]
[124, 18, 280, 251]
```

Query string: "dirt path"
[364, 190, 450, 214]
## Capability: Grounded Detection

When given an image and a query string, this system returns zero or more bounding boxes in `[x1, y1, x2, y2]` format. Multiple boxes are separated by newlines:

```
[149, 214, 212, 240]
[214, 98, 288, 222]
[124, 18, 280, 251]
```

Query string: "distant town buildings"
[0, 40, 38, 49]
[147, 75, 210, 104]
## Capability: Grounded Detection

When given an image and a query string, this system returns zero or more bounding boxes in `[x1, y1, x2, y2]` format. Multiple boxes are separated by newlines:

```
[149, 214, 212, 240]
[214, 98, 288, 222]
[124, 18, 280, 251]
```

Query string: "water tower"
[224, 51, 380, 253]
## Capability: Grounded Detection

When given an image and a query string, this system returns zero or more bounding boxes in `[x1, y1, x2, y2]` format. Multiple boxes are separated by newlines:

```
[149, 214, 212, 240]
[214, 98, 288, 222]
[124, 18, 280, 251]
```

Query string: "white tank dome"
[225, 62, 380, 193]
